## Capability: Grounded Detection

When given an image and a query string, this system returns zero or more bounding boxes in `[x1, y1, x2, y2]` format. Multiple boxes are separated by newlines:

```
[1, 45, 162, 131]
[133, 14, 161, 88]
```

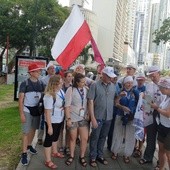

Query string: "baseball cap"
[28, 63, 42, 72]
[158, 78, 170, 89]
[147, 65, 160, 75]
[102, 66, 116, 78]
[136, 73, 146, 80]
[126, 63, 137, 70]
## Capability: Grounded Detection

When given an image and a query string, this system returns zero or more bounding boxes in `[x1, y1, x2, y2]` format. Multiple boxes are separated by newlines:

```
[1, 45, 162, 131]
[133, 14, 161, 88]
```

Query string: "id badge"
[79, 108, 85, 117]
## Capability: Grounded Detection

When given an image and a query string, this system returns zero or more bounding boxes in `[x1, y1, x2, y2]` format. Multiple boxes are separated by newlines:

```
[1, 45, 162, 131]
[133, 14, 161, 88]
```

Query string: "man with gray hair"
[118, 63, 137, 88]
[87, 66, 116, 167]
[139, 65, 164, 169]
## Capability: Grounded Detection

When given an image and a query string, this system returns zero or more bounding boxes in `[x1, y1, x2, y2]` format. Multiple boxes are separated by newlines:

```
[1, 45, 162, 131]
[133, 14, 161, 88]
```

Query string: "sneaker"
[21, 153, 28, 166]
[27, 145, 37, 154]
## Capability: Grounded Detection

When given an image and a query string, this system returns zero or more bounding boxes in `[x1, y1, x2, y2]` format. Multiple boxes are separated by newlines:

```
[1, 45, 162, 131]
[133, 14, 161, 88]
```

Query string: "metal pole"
[6, 34, 9, 84]
[34, 0, 38, 57]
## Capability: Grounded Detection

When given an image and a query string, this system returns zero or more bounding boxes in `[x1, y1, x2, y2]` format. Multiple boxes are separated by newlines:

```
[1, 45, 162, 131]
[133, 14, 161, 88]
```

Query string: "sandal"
[154, 161, 160, 170]
[133, 149, 142, 158]
[58, 147, 64, 153]
[90, 159, 97, 167]
[111, 153, 118, 160]
[139, 158, 152, 165]
[96, 157, 108, 165]
[154, 164, 160, 170]
[65, 157, 74, 166]
[65, 147, 70, 155]
[123, 156, 130, 164]
[45, 161, 57, 169]
[52, 152, 65, 158]
[79, 157, 87, 167]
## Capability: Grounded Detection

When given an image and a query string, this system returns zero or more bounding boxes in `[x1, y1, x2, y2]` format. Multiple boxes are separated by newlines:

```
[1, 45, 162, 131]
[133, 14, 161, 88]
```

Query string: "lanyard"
[77, 88, 84, 107]
[57, 90, 65, 100]
[57, 90, 65, 107]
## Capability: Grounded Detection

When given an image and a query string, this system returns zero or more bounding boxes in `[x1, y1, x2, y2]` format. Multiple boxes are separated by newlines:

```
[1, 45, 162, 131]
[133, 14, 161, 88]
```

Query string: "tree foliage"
[0, 0, 69, 72]
[79, 45, 94, 65]
[153, 17, 170, 45]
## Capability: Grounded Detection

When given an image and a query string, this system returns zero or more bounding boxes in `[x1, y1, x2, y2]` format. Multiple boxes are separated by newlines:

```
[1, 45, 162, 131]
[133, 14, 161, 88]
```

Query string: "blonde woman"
[43, 75, 65, 169]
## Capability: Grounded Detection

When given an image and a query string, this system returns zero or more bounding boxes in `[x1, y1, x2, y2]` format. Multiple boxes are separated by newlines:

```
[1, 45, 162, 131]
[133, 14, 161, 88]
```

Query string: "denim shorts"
[22, 111, 40, 134]
[68, 119, 89, 131]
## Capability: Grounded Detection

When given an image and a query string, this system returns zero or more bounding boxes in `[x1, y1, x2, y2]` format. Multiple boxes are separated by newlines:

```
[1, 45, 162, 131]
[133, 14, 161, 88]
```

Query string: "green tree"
[79, 44, 94, 65]
[153, 17, 170, 45]
[0, 0, 69, 72]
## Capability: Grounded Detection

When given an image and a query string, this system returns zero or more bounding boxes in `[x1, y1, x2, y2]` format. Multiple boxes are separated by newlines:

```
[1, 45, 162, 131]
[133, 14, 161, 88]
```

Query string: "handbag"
[25, 106, 40, 116]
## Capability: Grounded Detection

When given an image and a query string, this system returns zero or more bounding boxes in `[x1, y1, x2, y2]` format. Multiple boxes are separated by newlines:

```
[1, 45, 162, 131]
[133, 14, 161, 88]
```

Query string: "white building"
[141, 0, 170, 69]
[69, 0, 98, 41]
[157, 0, 170, 69]
[123, 0, 137, 66]
[92, 0, 128, 65]
[125, 0, 136, 48]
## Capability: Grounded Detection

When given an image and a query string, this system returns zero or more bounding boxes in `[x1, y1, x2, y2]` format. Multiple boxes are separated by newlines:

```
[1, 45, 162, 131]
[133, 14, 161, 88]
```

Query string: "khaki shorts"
[68, 120, 89, 131]
[22, 111, 40, 134]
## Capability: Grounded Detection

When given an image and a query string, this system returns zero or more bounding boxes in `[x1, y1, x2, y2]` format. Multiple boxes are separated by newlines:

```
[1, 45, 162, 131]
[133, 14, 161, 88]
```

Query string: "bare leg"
[44, 147, 52, 162]
[69, 128, 77, 157]
[158, 141, 167, 170]
[79, 126, 89, 158]
[27, 128, 36, 146]
[165, 150, 170, 170]
[52, 141, 58, 154]
[22, 133, 28, 153]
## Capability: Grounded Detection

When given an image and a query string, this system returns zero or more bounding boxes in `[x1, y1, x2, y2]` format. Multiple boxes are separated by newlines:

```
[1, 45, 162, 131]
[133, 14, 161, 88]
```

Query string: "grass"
[0, 84, 22, 169]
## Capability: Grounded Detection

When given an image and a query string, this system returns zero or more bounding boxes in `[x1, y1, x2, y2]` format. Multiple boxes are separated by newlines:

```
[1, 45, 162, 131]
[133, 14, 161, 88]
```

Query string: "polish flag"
[91, 36, 105, 69]
[51, 5, 92, 69]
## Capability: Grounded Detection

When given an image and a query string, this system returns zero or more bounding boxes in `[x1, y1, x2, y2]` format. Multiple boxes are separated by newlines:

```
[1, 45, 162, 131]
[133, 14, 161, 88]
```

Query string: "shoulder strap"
[52, 96, 56, 116]
[25, 79, 29, 93]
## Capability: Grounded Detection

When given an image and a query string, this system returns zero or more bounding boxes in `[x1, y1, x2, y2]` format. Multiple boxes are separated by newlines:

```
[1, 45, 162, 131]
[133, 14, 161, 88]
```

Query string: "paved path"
[16, 137, 159, 170]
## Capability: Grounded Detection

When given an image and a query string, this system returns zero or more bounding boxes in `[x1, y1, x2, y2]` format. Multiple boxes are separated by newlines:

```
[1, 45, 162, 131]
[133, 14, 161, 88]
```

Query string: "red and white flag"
[51, 5, 105, 69]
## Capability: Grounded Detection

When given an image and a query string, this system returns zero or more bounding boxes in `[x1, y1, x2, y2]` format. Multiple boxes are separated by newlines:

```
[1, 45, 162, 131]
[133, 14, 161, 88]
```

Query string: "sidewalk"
[16, 135, 159, 170]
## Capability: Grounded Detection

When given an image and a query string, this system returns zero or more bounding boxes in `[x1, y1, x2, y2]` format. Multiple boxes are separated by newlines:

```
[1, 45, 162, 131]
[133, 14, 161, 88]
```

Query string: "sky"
[58, 0, 92, 10]
[58, 0, 69, 7]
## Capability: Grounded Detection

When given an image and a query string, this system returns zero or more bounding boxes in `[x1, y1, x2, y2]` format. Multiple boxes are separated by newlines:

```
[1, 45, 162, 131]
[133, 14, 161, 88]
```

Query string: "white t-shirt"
[43, 90, 65, 123]
[65, 87, 88, 122]
[159, 96, 170, 128]
[145, 82, 165, 106]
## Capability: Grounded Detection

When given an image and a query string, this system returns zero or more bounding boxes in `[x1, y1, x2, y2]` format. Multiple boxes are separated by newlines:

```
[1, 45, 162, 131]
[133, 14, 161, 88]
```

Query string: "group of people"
[18, 62, 170, 170]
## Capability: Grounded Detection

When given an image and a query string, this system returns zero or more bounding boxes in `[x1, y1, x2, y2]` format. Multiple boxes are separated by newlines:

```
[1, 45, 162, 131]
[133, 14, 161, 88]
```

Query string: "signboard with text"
[14, 56, 48, 100]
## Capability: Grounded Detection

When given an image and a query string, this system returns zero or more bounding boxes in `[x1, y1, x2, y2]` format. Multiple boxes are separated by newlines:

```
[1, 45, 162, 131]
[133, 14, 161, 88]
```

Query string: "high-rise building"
[69, 0, 98, 41]
[148, 2, 160, 53]
[133, 0, 147, 65]
[92, 0, 128, 65]
[141, 0, 170, 69]
[125, 0, 136, 48]
[141, 0, 152, 66]
[157, 0, 170, 69]
[123, 0, 137, 66]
